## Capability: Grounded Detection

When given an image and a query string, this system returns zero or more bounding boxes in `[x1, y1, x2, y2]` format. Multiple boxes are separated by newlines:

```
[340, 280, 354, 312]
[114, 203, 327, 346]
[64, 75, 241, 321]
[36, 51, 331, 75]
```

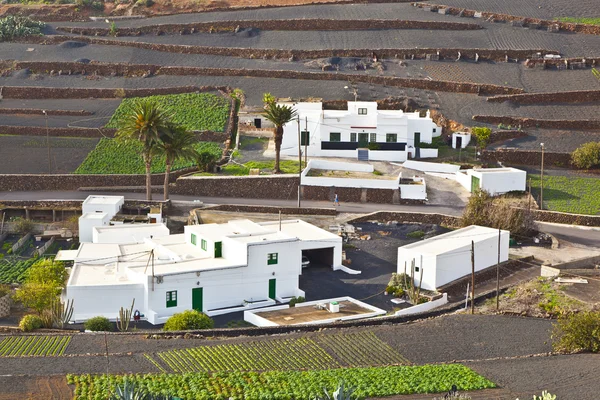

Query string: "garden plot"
[0, 336, 71, 357]
[529, 174, 600, 215]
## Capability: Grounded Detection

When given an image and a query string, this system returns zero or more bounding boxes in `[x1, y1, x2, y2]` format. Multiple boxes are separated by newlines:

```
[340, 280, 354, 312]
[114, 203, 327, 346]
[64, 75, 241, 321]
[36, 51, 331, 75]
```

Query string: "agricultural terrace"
[530, 174, 600, 215]
[67, 364, 495, 400]
[0, 257, 38, 284]
[105, 93, 231, 132]
[0, 336, 71, 357]
[74, 139, 221, 174]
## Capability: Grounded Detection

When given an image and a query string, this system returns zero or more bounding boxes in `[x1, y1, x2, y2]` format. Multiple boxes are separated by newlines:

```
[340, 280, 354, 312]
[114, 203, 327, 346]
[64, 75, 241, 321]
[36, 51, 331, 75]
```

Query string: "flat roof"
[399, 225, 508, 256]
[259, 220, 341, 242]
[69, 263, 137, 286]
[472, 167, 524, 173]
[76, 243, 122, 260]
[83, 195, 123, 205]
[95, 223, 168, 233]
[80, 212, 108, 220]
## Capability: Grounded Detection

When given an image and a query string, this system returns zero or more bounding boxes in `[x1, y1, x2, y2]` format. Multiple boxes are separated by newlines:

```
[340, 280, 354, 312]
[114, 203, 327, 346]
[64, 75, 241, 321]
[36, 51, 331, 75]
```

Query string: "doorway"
[254, 118, 262, 128]
[358, 133, 368, 147]
[471, 175, 480, 193]
[414, 132, 421, 158]
[268, 279, 276, 299]
[192, 287, 203, 312]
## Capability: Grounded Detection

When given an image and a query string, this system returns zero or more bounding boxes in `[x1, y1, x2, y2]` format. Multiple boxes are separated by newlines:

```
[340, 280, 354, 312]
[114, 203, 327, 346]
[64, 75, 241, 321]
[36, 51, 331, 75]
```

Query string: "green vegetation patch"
[0, 336, 71, 357]
[75, 138, 221, 174]
[0, 16, 45, 42]
[67, 365, 495, 399]
[0, 257, 39, 284]
[530, 174, 600, 215]
[22, 138, 98, 149]
[106, 93, 230, 132]
[558, 17, 600, 26]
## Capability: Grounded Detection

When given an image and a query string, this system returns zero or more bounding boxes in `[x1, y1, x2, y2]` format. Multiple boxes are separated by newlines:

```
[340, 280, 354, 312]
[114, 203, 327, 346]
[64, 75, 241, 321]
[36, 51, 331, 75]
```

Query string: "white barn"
[280, 101, 442, 162]
[63, 219, 342, 324]
[455, 167, 527, 195]
[397, 225, 509, 291]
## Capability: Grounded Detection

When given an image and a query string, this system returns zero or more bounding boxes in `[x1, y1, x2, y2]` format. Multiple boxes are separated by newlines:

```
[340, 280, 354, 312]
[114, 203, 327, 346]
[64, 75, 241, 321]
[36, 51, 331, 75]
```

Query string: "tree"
[153, 124, 199, 200]
[571, 142, 600, 169]
[263, 102, 297, 173]
[115, 100, 172, 201]
[262, 92, 276, 107]
[471, 126, 492, 151]
[24, 258, 67, 287]
[14, 259, 66, 322]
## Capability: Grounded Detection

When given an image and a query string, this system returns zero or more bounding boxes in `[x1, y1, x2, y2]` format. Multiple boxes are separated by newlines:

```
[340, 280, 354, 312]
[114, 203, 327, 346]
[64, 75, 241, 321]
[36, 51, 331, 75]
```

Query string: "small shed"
[397, 225, 509, 291]
[455, 167, 526, 195]
[452, 132, 471, 149]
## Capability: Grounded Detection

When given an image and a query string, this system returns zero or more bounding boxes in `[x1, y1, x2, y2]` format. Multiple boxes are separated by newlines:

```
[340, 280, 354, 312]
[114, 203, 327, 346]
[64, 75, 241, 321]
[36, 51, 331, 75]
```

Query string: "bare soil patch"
[306, 168, 396, 180]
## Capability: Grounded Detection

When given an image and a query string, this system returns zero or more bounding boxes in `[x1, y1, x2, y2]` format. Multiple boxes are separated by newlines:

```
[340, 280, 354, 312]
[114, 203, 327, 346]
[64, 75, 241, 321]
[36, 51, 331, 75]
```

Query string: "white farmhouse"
[397, 225, 509, 291]
[63, 219, 342, 324]
[280, 101, 442, 162]
[455, 167, 527, 195]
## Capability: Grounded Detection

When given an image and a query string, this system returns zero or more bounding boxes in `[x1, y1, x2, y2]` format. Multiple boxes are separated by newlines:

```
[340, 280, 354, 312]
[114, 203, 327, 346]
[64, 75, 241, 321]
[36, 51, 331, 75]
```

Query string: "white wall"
[66, 283, 145, 322]
[419, 148, 439, 158]
[403, 160, 461, 174]
[455, 171, 472, 192]
[477, 168, 527, 195]
[93, 224, 170, 244]
[395, 293, 448, 316]
[399, 178, 427, 200]
[304, 159, 373, 173]
[78, 213, 111, 243]
[82, 196, 123, 217]
[452, 133, 471, 149]
[397, 250, 438, 291]
[368, 150, 408, 162]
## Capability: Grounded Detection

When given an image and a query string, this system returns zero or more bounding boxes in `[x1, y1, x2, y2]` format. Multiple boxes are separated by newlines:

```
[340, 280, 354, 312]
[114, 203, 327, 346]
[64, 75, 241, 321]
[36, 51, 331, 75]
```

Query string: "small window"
[350, 132, 357, 142]
[191, 233, 197, 245]
[386, 134, 397, 143]
[369, 133, 377, 143]
[433, 128, 437, 133]
[201, 239, 207, 251]
[415, 266, 420, 273]
[267, 253, 278, 265]
[330, 132, 341, 142]
[301, 131, 310, 146]
[358, 108, 367, 115]
[166, 291, 177, 308]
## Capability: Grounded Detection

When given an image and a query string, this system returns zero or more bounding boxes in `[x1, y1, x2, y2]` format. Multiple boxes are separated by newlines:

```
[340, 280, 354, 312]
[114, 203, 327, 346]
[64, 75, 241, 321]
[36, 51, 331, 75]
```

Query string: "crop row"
[155, 337, 339, 373]
[105, 92, 230, 132]
[74, 139, 221, 174]
[0, 257, 38, 284]
[67, 365, 496, 400]
[316, 331, 411, 367]
[0, 336, 71, 357]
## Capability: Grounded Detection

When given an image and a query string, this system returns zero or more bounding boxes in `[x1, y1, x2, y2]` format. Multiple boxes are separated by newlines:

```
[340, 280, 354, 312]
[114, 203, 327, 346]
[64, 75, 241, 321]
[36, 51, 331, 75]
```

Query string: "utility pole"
[528, 178, 532, 211]
[304, 116, 308, 167]
[471, 240, 475, 315]
[43, 110, 51, 173]
[540, 142, 545, 209]
[496, 228, 501, 312]
[297, 116, 302, 208]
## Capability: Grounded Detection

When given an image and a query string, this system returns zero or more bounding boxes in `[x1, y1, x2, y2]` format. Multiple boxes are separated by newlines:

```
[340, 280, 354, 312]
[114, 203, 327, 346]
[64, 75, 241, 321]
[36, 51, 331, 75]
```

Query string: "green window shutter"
[166, 291, 177, 308]
[201, 239, 207, 251]
[386, 134, 397, 143]
[191, 234, 197, 245]
[330, 132, 341, 142]
[267, 253, 278, 265]
[301, 131, 310, 146]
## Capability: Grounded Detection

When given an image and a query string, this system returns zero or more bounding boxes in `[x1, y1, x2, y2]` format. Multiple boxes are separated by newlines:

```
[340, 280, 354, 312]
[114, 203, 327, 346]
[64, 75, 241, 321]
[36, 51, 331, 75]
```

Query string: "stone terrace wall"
[348, 211, 461, 226]
[489, 130, 528, 144]
[0, 109, 91, 116]
[481, 149, 571, 167]
[57, 19, 482, 36]
[172, 175, 300, 200]
[12, 61, 523, 96]
[530, 209, 600, 227]
[488, 90, 600, 105]
[206, 204, 336, 215]
[473, 115, 600, 130]
[0, 125, 115, 138]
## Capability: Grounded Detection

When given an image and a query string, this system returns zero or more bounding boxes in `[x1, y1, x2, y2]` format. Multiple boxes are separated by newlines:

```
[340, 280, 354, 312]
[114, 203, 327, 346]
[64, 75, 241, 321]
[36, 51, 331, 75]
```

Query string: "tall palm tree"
[154, 125, 199, 201]
[115, 100, 171, 201]
[263, 103, 297, 173]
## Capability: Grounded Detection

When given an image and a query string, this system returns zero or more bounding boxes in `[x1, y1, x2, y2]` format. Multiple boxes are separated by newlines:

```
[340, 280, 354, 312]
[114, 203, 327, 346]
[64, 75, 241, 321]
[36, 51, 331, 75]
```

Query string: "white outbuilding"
[397, 225, 509, 291]
[455, 167, 527, 195]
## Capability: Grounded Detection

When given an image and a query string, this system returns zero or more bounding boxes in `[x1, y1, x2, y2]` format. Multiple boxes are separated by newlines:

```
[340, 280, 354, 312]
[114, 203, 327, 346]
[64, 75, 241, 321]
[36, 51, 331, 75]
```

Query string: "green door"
[214, 241, 222, 258]
[192, 287, 203, 312]
[268, 279, 276, 299]
[358, 133, 368, 147]
[471, 175, 480, 193]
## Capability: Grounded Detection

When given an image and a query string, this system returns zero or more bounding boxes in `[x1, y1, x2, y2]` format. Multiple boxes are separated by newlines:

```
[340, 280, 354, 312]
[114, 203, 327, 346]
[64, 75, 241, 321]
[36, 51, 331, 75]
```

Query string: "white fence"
[36, 236, 55, 257]
[399, 177, 427, 200]
[11, 233, 32, 254]
[394, 293, 448, 316]
[403, 160, 461, 174]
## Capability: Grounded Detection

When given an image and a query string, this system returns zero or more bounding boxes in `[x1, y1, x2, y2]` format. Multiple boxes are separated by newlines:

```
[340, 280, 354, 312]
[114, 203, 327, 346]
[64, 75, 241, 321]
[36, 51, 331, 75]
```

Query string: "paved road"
[537, 222, 600, 249]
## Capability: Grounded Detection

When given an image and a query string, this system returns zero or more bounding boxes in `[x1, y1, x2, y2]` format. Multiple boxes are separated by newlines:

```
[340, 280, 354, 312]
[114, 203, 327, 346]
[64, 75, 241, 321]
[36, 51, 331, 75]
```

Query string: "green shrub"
[289, 296, 305, 307]
[19, 314, 43, 332]
[385, 286, 396, 295]
[407, 230, 425, 239]
[394, 288, 405, 298]
[12, 217, 34, 235]
[471, 126, 492, 149]
[552, 311, 600, 353]
[0, 284, 10, 297]
[0, 16, 45, 42]
[84, 316, 112, 332]
[163, 310, 214, 331]
[418, 136, 447, 149]
[367, 142, 380, 151]
[373, 170, 383, 176]
[571, 142, 600, 169]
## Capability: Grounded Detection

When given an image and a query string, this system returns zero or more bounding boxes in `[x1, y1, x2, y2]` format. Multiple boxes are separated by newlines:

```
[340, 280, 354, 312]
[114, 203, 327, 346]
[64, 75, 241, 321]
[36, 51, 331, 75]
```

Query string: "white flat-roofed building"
[63, 219, 342, 324]
[397, 225, 509, 291]
[455, 167, 527, 196]
[280, 101, 442, 162]
[93, 223, 170, 244]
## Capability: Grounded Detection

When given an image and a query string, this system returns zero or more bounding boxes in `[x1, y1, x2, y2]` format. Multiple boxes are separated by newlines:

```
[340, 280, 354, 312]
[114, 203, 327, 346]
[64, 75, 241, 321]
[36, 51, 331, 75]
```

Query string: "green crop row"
[0, 336, 71, 357]
[530, 174, 600, 215]
[105, 93, 230, 132]
[155, 337, 339, 373]
[0, 257, 38, 284]
[75, 139, 221, 174]
[67, 365, 495, 400]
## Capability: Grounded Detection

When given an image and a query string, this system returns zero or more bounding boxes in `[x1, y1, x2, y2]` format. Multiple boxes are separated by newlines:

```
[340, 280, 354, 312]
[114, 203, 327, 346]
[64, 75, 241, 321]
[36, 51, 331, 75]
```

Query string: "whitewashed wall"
[477, 169, 527, 195]
[395, 293, 448, 316]
[399, 178, 427, 200]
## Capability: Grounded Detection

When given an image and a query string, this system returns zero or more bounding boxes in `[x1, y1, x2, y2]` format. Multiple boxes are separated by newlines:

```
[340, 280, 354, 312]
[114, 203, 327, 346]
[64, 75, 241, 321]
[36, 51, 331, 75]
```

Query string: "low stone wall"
[0, 109, 91, 116]
[348, 211, 461, 226]
[172, 175, 300, 200]
[206, 204, 336, 215]
[473, 115, 600, 130]
[553, 255, 600, 269]
[414, 2, 600, 36]
[11, 60, 522, 96]
[531, 209, 600, 226]
[0, 295, 10, 319]
[0, 125, 114, 138]
[488, 90, 600, 105]
[489, 130, 528, 144]
[57, 19, 482, 36]
[481, 149, 571, 167]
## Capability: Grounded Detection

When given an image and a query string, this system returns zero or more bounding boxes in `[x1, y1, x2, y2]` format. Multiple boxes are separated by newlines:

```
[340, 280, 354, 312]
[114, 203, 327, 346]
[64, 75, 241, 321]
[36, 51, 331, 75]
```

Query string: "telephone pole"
[540, 142, 545, 209]
[471, 240, 475, 315]
[297, 116, 302, 208]
[496, 228, 501, 311]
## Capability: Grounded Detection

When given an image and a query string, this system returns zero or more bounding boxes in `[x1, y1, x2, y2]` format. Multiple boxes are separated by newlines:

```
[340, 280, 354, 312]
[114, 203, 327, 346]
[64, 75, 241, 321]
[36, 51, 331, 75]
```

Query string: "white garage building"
[63, 219, 342, 324]
[455, 167, 527, 196]
[397, 225, 509, 291]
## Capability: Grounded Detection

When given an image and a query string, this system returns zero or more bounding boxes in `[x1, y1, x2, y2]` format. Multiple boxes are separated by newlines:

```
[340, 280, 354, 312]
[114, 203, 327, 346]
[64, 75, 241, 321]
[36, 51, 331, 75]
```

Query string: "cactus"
[407, 259, 423, 304]
[51, 298, 74, 329]
[313, 381, 356, 400]
[116, 299, 135, 332]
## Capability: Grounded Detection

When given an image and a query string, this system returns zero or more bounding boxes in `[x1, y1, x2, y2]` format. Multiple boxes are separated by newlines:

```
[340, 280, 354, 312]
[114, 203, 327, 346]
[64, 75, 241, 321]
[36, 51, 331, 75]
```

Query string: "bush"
[163, 310, 214, 331]
[552, 311, 600, 353]
[367, 142, 380, 150]
[0, 16, 45, 42]
[471, 127, 491, 149]
[289, 296, 305, 307]
[394, 288, 405, 298]
[0, 284, 9, 297]
[19, 314, 43, 332]
[85, 316, 112, 332]
[12, 217, 34, 235]
[407, 230, 425, 239]
[571, 142, 600, 169]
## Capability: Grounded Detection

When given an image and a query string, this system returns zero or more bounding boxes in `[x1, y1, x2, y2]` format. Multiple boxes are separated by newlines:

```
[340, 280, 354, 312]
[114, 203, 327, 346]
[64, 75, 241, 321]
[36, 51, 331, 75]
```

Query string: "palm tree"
[263, 103, 297, 173]
[154, 124, 199, 201]
[115, 100, 171, 201]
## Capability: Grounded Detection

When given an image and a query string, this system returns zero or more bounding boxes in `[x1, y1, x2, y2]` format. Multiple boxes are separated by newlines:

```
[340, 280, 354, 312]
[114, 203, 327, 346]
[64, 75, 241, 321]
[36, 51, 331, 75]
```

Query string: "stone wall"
[531, 209, 600, 226]
[348, 211, 461, 226]
[0, 295, 10, 319]
[489, 130, 528, 144]
[206, 204, 336, 215]
[0, 109, 91, 116]
[473, 115, 600, 130]
[488, 90, 600, 105]
[0, 125, 114, 138]
[481, 149, 572, 167]
[57, 19, 482, 36]
[172, 175, 300, 200]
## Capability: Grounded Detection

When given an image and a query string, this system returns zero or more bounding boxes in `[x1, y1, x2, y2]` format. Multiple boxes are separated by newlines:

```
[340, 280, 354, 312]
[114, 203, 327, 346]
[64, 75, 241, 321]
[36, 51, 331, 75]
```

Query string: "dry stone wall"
[481, 149, 571, 167]
[0, 109, 91, 116]
[473, 116, 600, 130]
[488, 90, 600, 105]
[206, 204, 336, 215]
